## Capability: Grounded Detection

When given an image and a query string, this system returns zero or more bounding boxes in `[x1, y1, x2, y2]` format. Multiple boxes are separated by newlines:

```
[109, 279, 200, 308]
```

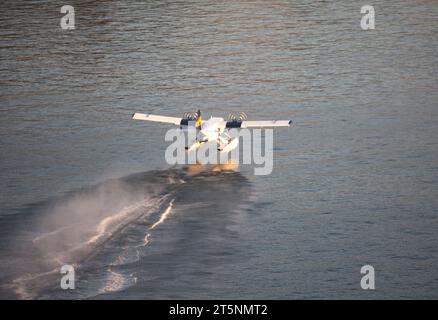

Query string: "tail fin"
[195, 109, 202, 128]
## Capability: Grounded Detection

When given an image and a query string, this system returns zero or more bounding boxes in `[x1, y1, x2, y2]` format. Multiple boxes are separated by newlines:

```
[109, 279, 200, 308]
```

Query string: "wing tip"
[288, 120, 292, 126]
[132, 112, 150, 120]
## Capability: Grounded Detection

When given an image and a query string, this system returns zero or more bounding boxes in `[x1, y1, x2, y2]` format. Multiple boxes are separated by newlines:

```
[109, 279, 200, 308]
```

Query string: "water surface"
[0, 0, 437, 298]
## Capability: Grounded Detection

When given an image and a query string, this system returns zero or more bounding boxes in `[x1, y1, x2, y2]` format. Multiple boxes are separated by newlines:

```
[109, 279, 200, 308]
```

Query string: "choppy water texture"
[0, 0, 438, 299]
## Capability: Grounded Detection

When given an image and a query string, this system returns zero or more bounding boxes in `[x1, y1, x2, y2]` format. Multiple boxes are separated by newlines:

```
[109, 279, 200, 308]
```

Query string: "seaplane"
[132, 110, 292, 152]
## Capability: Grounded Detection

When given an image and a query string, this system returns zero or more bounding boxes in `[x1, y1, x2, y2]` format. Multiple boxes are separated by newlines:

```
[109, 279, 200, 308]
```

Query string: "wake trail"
[97, 198, 175, 297]
[10, 195, 169, 299]
[149, 199, 175, 230]
[142, 198, 175, 247]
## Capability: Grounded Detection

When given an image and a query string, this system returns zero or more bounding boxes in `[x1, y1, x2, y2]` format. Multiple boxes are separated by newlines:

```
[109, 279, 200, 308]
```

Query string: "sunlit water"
[0, 0, 437, 299]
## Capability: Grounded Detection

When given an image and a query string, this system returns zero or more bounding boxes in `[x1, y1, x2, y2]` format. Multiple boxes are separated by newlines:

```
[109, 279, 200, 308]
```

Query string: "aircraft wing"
[226, 120, 292, 128]
[132, 113, 182, 125]
[241, 120, 292, 128]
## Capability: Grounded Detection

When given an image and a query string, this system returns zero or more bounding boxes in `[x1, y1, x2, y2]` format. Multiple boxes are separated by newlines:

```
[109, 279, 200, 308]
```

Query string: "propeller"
[183, 112, 194, 120]
[228, 112, 248, 121]
[239, 112, 248, 120]
[185, 110, 201, 119]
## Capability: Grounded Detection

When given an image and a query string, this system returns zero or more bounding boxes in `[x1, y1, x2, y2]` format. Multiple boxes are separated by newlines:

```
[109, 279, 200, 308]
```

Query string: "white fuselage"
[198, 116, 227, 141]
[184, 116, 240, 152]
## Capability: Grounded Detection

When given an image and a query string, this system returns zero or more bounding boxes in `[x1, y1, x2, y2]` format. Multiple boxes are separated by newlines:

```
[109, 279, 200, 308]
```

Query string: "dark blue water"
[0, 0, 437, 299]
